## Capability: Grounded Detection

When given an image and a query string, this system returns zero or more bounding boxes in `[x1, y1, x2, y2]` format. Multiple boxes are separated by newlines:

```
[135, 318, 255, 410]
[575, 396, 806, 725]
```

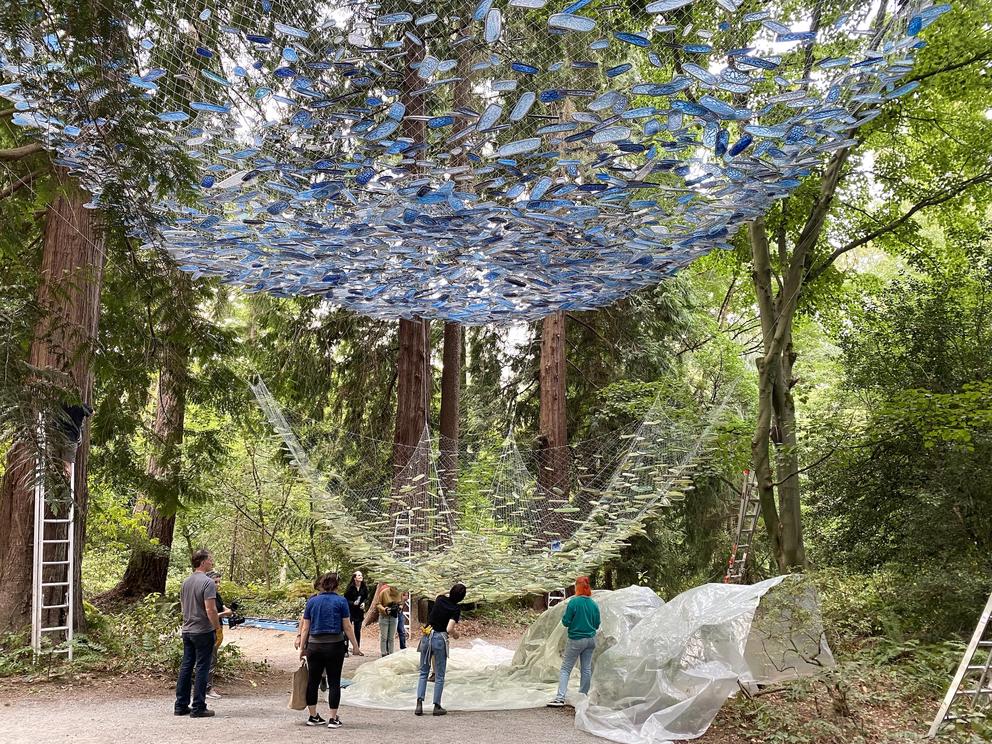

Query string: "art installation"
[251, 377, 723, 601]
[342, 580, 834, 743]
[0, 0, 949, 323]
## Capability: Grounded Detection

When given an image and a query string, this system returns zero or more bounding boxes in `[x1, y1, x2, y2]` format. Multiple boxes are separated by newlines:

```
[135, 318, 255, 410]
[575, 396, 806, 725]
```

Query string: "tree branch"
[908, 48, 992, 84]
[807, 168, 992, 283]
[794, 148, 851, 260]
[0, 143, 44, 161]
[0, 166, 46, 200]
[565, 312, 617, 352]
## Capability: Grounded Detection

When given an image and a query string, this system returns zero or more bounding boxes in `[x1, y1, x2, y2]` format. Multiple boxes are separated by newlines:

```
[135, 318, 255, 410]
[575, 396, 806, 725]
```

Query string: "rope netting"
[0, 0, 948, 323]
[250, 377, 736, 600]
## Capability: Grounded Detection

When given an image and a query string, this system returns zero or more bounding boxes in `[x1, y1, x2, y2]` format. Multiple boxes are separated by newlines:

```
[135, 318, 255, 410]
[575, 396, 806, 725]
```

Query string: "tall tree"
[538, 312, 569, 506]
[0, 169, 105, 632]
[392, 318, 431, 553]
[99, 282, 189, 601]
[745, 0, 992, 570]
[439, 322, 461, 509]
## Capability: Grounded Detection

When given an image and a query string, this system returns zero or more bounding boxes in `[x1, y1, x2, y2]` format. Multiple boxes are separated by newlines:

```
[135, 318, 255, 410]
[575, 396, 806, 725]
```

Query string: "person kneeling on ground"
[548, 576, 600, 708]
[299, 571, 364, 728]
[415, 582, 466, 717]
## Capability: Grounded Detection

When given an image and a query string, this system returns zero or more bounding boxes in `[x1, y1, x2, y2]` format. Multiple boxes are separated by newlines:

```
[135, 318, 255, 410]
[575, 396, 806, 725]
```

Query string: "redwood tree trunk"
[538, 312, 569, 540]
[392, 318, 431, 551]
[439, 322, 460, 510]
[0, 169, 105, 632]
[101, 320, 188, 601]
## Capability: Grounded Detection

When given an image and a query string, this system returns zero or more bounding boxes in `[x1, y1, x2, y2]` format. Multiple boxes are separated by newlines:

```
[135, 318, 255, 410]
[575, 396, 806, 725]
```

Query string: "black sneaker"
[327, 717, 342, 729]
[306, 714, 326, 726]
[190, 709, 215, 718]
[433, 704, 447, 716]
[174, 708, 191, 716]
[415, 699, 423, 716]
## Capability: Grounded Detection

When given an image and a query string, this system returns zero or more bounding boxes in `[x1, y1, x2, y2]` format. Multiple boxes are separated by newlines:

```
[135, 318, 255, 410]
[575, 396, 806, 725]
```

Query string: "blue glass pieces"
[0, 0, 948, 324]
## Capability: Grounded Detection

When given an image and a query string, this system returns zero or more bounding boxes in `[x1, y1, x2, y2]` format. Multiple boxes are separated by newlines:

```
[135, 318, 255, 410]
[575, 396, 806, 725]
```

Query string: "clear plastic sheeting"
[574, 577, 834, 743]
[342, 579, 833, 743]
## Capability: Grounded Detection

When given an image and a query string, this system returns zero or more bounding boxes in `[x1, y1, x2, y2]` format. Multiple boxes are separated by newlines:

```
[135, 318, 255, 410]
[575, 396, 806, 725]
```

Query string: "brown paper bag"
[288, 659, 308, 710]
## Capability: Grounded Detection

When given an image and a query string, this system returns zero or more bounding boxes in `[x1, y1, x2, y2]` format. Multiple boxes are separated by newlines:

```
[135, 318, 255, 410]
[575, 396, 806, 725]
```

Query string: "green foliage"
[806, 241, 992, 625]
[0, 595, 264, 680]
[223, 580, 315, 620]
[814, 566, 989, 649]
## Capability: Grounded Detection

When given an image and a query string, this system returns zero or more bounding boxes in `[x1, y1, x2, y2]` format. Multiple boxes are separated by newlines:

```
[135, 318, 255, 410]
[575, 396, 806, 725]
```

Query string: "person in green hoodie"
[547, 576, 601, 707]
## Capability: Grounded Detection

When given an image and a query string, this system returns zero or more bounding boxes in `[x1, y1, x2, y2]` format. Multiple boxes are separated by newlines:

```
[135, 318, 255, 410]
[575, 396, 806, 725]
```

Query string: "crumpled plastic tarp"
[341, 577, 833, 743]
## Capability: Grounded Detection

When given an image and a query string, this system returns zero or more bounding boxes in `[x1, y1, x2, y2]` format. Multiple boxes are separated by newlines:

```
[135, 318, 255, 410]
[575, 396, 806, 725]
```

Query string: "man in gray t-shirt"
[175, 549, 220, 717]
[181, 571, 217, 634]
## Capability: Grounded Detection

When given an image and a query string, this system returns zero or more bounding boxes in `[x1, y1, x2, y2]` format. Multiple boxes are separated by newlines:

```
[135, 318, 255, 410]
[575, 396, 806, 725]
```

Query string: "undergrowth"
[0, 594, 266, 682]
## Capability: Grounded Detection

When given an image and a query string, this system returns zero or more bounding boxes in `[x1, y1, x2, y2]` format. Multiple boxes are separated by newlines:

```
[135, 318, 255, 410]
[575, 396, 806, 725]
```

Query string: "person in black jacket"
[343, 571, 368, 656]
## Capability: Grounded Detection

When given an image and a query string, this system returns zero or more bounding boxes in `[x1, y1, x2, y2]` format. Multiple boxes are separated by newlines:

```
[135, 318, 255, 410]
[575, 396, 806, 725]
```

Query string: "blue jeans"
[176, 630, 215, 712]
[379, 615, 397, 656]
[397, 612, 407, 650]
[417, 632, 448, 705]
[556, 636, 596, 699]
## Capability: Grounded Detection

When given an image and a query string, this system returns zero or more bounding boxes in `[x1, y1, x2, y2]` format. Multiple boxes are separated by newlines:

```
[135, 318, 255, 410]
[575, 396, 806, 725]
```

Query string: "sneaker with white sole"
[547, 698, 566, 707]
[306, 714, 326, 726]
[327, 717, 342, 729]
[205, 691, 221, 700]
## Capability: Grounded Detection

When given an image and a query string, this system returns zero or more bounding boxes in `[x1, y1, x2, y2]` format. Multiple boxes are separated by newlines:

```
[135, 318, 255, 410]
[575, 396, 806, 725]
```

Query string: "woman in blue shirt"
[298, 572, 363, 728]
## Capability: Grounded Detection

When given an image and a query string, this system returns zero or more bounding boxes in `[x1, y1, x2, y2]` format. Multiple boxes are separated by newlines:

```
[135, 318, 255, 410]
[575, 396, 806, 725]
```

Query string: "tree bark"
[392, 318, 431, 551]
[439, 322, 460, 510]
[0, 169, 105, 633]
[538, 312, 569, 540]
[100, 314, 188, 602]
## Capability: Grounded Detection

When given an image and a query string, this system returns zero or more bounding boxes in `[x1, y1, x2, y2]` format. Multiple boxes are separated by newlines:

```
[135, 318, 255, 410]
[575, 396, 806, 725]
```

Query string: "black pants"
[345, 614, 363, 652]
[175, 630, 215, 713]
[306, 641, 347, 709]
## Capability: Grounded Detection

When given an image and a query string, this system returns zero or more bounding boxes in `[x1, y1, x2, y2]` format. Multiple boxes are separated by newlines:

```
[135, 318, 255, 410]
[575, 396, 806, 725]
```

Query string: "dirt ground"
[0, 626, 603, 744]
[0, 624, 932, 744]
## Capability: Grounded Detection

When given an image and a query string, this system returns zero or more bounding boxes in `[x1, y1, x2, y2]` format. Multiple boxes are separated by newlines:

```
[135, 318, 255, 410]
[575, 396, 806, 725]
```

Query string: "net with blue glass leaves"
[0, 0, 949, 324]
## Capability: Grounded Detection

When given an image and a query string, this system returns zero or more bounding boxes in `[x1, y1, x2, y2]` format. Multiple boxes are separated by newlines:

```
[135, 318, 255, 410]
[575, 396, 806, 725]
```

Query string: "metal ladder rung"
[42, 603, 68, 610]
[42, 560, 70, 566]
[41, 626, 69, 633]
[41, 581, 69, 587]
[42, 539, 70, 544]
[928, 592, 992, 736]
[44, 519, 71, 524]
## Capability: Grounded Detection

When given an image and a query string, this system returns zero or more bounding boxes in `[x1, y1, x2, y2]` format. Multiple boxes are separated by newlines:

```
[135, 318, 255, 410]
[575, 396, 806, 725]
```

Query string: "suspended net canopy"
[251, 377, 739, 600]
[0, 0, 948, 323]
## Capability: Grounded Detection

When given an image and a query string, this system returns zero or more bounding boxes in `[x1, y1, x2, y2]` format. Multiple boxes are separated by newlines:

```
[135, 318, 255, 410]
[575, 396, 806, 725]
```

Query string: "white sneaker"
[546, 698, 566, 707]
[205, 691, 221, 700]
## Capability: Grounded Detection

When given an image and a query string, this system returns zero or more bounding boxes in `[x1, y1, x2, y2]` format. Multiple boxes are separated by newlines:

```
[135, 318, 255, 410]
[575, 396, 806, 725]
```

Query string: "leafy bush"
[0, 594, 265, 681]
[812, 565, 989, 650]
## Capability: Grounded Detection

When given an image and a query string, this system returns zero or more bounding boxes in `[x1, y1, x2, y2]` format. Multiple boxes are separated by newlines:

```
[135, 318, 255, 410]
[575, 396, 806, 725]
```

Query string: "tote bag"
[288, 659, 309, 710]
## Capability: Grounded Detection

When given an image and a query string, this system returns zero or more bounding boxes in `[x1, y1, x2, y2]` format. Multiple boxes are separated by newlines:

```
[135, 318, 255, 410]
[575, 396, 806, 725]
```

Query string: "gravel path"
[0, 627, 603, 744]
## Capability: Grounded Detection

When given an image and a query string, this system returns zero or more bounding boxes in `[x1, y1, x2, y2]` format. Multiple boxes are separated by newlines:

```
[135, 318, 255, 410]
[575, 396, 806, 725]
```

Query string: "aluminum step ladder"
[391, 508, 414, 629]
[927, 591, 992, 737]
[723, 469, 760, 584]
[547, 588, 568, 608]
[31, 429, 75, 662]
